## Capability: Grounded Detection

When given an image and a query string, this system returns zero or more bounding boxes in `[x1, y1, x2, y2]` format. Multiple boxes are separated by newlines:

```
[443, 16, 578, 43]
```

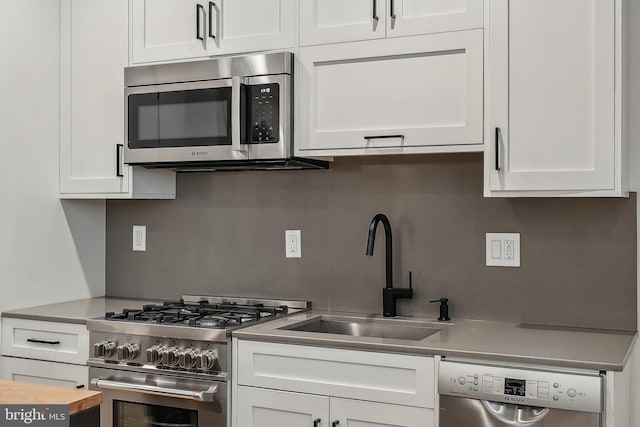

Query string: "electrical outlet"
[285, 230, 301, 258]
[486, 233, 520, 267]
[133, 225, 146, 251]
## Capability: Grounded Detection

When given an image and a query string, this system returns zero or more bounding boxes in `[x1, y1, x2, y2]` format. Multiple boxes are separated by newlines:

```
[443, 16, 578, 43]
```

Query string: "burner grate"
[103, 299, 291, 329]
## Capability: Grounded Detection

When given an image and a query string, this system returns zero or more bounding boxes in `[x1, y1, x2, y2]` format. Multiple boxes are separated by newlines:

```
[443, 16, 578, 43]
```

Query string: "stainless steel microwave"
[124, 52, 328, 171]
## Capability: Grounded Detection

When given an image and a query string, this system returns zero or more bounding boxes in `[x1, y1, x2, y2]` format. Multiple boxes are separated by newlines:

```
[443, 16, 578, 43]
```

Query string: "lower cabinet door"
[331, 397, 435, 427]
[1, 356, 88, 389]
[236, 386, 329, 427]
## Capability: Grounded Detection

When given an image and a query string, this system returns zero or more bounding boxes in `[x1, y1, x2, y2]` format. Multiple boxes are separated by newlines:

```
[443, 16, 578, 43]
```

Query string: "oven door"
[90, 367, 228, 427]
[125, 78, 249, 164]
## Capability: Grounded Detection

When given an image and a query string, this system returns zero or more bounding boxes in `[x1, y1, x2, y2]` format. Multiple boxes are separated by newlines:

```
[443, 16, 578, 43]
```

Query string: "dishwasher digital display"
[504, 378, 526, 396]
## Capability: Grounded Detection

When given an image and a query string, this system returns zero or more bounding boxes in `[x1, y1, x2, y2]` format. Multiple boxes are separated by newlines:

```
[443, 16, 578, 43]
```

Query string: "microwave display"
[249, 83, 280, 144]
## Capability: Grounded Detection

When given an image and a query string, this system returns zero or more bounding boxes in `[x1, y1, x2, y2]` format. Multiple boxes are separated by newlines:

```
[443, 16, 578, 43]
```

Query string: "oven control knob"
[161, 347, 180, 366]
[93, 340, 116, 358]
[146, 345, 164, 364]
[117, 343, 140, 360]
[179, 349, 197, 369]
[195, 351, 217, 371]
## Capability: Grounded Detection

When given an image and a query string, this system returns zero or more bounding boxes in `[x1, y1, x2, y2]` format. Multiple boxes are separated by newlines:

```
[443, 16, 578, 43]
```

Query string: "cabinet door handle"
[372, 0, 379, 21]
[332, 421, 339, 427]
[390, 0, 396, 19]
[313, 419, 321, 427]
[116, 143, 124, 177]
[364, 134, 404, 140]
[495, 127, 501, 171]
[196, 3, 205, 41]
[75, 385, 85, 389]
[27, 338, 61, 345]
[208, 2, 217, 39]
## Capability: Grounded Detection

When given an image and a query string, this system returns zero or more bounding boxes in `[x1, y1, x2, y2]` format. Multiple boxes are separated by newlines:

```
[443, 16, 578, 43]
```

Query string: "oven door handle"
[91, 378, 218, 402]
[231, 76, 249, 156]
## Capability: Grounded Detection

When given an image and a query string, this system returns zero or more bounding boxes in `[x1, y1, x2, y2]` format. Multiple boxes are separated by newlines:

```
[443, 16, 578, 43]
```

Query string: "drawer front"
[237, 340, 435, 408]
[1, 318, 89, 364]
[1, 356, 89, 389]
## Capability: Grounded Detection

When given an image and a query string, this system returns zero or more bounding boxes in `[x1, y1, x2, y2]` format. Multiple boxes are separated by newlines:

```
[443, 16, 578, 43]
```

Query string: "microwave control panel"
[249, 83, 280, 144]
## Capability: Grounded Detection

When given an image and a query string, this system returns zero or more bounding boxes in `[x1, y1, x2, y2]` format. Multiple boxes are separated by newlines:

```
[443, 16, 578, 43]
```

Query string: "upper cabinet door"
[486, 0, 620, 195]
[131, 0, 294, 64]
[209, 0, 294, 55]
[387, 0, 483, 38]
[299, 0, 386, 46]
[131, 0, 207, 64]
[60, 0, 175, 199]
[297, 31, 483, 156]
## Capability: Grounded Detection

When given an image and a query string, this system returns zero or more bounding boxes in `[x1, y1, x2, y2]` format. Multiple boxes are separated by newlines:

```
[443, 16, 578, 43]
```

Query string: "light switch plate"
[486, 233, 520, 267]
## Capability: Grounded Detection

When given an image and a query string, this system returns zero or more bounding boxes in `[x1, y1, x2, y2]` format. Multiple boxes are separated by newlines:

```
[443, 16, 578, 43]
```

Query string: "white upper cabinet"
[130, 0, 295, 65]
[59, 0, 175, 199]
[300, 0, 483, 46]
[300, 0, 386, 45]
[485, 0, 627, 197]
[387, 0, 483, 38]
[297, 31, 483, 155]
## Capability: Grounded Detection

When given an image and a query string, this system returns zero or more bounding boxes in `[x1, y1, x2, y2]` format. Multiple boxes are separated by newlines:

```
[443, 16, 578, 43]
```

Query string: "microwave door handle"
[231, 76, 248, 156]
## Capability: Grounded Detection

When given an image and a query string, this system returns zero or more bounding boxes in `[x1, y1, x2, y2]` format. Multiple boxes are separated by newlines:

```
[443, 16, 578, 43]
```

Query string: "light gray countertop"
[3, 300, 635, 371]
[232, 310, 637, 372]
[1, 297, 160, 324]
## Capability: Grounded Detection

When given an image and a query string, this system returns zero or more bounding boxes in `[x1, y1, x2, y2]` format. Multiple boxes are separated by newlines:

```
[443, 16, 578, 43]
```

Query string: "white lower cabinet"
[1, 318, 89, 389]
[233, 340, 436, 427]
[237, 387, 432, 427]
[296, 31, 483, 156]
[1, 357, 88, 389]
[237, 387, 328, 427]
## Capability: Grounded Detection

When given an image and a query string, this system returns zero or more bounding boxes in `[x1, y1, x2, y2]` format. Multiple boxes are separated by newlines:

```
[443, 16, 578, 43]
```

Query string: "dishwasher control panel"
[438, 360, 603, 413]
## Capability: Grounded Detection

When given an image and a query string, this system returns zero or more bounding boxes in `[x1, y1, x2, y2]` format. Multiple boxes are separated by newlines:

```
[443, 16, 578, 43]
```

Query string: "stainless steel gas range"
[87, 295, 310, 427]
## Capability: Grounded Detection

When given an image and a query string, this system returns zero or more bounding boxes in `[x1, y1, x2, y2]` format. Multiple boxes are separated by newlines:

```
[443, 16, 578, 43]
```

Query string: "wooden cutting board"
[0, 380, 101, 415]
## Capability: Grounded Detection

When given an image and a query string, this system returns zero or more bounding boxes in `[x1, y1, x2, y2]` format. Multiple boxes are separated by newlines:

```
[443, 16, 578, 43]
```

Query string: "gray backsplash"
[106, 153, 637, 331]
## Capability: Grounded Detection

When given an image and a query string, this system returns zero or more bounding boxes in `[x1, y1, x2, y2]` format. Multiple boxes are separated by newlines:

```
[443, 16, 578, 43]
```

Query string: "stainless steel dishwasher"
[439, 360, 604, 426]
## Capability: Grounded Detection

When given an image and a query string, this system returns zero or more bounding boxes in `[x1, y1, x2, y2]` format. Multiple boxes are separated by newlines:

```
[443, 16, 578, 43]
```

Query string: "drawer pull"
[27, 338, 61, 345]
[313, 418, 321, 427]
[75, 385, 85, 389]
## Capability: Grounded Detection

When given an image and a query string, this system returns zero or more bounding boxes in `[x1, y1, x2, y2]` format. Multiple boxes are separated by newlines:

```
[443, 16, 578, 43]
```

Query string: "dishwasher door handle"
[91, 378, 218, 402]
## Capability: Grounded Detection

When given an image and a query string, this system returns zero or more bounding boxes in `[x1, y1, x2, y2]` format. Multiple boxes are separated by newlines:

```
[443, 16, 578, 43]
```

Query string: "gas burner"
[102, 296, 306, 331]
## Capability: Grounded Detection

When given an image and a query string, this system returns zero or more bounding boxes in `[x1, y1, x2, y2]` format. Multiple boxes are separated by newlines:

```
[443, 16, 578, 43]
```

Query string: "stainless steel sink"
[281, 316, 442, 341]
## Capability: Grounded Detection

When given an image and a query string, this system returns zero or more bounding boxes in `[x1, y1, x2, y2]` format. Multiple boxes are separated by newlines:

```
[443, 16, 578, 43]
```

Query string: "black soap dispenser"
[430, 298, 451, 322]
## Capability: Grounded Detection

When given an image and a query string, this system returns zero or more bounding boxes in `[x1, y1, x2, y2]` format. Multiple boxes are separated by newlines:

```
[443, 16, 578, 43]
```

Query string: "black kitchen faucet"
[366, 213, 413, 317]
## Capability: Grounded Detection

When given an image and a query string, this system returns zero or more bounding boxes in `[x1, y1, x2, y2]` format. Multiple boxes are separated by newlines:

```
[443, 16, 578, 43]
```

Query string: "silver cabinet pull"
[91, 378, 217, 402]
